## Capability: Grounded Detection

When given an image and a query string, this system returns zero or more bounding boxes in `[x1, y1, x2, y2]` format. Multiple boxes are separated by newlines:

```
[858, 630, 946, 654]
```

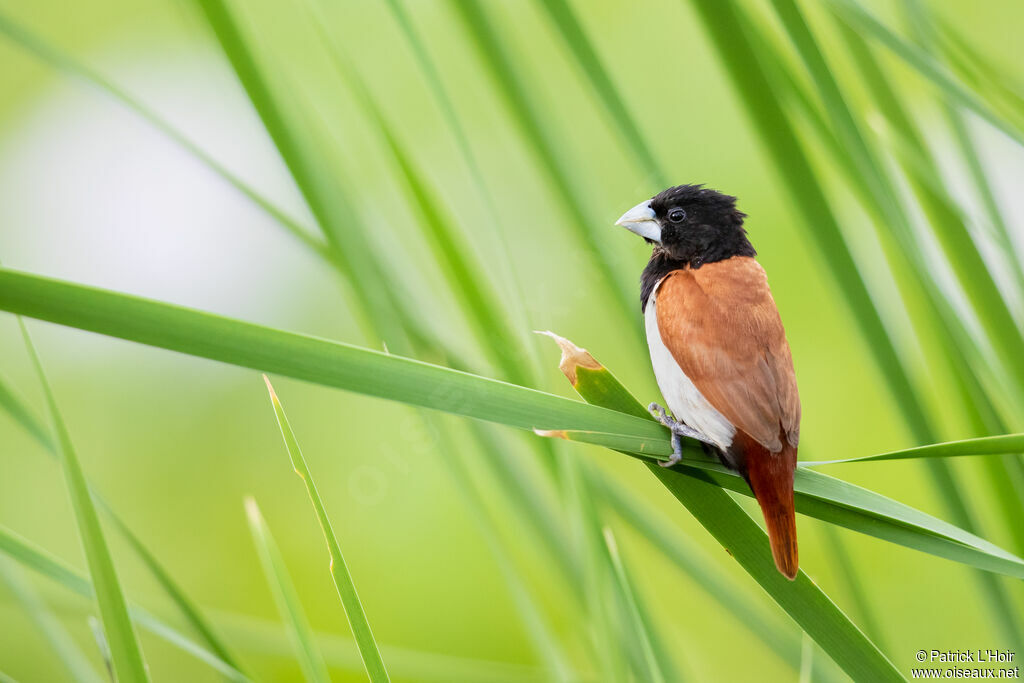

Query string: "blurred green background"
[0, 0, 1022, 680]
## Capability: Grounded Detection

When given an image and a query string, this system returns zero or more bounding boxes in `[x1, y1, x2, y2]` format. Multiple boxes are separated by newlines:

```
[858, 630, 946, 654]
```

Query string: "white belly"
[645, 287, 736, 451]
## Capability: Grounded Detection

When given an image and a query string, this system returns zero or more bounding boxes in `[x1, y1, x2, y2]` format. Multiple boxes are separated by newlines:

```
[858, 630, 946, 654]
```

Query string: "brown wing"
[655, 257, 800, 452]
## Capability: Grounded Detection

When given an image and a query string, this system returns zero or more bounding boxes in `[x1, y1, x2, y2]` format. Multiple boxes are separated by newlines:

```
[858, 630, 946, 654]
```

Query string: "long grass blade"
[0, 525, 250, 682]
[799, 633, 814, 683]
[210, 609, 544, 683]
[198, 6, 618, 671]
[539, 333, 899, 680]
[535, 335, 1024, 576]
[934, 19, 1024, 126]
[0, 268, 665, 438]
[435, 421, 577, 681]
[196, 8, 629, 675]
[683, 0, 933, 442]
[446, 0, 640, 326]
[898, 0, 1024, 547]
[658, 464, 899, 682]
[682, 458, 1024, 577]
[803, 434, 1024, 464]
[693, 0, 1024, 642]
[191, 0, 410, 349]
[0, 364, 246, 672]
[190, 8, 598, 669]
[17, 320, 149, 683]
[770, 0, 1024, 388]
[819, 527, 887, 649]
[532, 0, 667, 185]
[244, 499, 331, 683]
[0, 373, 51, 447]
[538, 439, 1024, 577]
[262, 378, 389, 682]
[3, 269, 1021, 578]
[601, 529, 668, 683]
[2, 520, 527, 683]
[0, 557, 104, 683]
[588, 470, 803, 670]
[0, 11, 323, 260]
[304, 19, 651, 673]
[544, 436, 1024, 576]
[560, 458, 645, 680]
[380, 0, 542, 361]
[827, 0, 1024, 146]
[302, 15, 530, 385]
[542, 428, 1024, 465]
[197, 15, 698, 675]
[833, 20, 1024, 407]
[304, 14, 747, 676]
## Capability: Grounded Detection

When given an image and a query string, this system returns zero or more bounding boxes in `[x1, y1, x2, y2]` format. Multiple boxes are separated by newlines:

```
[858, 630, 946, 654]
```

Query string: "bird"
[616, 184, 801, 579]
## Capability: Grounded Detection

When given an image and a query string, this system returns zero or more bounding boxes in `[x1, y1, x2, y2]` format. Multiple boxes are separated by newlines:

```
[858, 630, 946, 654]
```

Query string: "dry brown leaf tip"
[535, 330, 601, 385]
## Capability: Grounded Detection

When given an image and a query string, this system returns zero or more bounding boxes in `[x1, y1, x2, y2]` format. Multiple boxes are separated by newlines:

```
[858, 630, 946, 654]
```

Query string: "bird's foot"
[659, 432, 684, 468]
[648, 402, 674, 429]
[647, 403, 717, 468]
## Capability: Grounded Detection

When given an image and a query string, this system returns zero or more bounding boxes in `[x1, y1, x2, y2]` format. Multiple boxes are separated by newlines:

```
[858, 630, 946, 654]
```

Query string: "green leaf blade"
[19, 321, 150, 683]
[803, 433, 1024, 465]
[539, 332, 900, 681]
[0, 557, 104, 683]
[263, 377, 390, 683]
[245, 498, 332, 683]
[0, 525, 251, 682]
[0, 268, 663, 440]
[652, 466, 901, 682]
[0, 338, 246, 673]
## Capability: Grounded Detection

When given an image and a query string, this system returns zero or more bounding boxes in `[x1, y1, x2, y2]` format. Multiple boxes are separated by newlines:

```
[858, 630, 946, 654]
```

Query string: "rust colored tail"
[736, 432, 799, 580]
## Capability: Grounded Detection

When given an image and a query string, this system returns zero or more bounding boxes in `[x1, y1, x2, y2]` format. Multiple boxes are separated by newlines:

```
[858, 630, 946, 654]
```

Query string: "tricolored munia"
[616, 184, 801, 579]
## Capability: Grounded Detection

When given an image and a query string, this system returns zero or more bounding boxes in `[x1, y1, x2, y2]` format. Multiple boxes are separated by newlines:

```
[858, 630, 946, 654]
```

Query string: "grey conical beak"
[615, 200, 660, 243]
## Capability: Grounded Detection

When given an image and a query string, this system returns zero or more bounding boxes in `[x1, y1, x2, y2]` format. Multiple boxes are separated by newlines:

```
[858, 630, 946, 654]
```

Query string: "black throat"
[639, 243, 755, 313]
[640, 251, 686, 313]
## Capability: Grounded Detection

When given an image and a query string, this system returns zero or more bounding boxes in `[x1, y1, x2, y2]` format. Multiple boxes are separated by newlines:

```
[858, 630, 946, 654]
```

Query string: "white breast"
[645, 284, 736, 451]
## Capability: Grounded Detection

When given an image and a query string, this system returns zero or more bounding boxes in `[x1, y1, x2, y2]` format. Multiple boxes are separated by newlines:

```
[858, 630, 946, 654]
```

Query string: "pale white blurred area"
[972, 121, 1024, 323]
[930, 117, 1024, 328]
[0, 41, 341, 344]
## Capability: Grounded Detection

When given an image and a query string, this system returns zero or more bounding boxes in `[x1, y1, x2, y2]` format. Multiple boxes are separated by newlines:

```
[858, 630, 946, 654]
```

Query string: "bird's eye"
[668, 208, 686, 223]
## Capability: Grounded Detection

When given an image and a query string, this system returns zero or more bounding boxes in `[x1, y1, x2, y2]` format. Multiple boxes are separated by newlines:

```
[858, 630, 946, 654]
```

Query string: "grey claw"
[648, 402, 674, 429]
[648, 401, 718, 456]
[660, 432, 684, 467]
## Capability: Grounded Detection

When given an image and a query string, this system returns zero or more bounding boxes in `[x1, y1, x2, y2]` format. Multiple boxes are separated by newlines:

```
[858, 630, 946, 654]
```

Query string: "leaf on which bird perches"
[534, 331, 904, 682]
[534, 331, 655, 420]
[534, 331, 602, 387]
[534, 331, 1024, 581]
[533, 331, 705, 464]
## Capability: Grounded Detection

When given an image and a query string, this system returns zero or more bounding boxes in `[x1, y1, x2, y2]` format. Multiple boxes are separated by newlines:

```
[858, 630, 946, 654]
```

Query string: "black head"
[616, 184, 754, 268]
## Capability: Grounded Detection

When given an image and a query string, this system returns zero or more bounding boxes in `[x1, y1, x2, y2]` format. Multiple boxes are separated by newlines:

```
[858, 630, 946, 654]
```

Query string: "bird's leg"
[648, 402, 716, 444]
[662, 432, 684, 468]
[647, 402, 717, 468]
